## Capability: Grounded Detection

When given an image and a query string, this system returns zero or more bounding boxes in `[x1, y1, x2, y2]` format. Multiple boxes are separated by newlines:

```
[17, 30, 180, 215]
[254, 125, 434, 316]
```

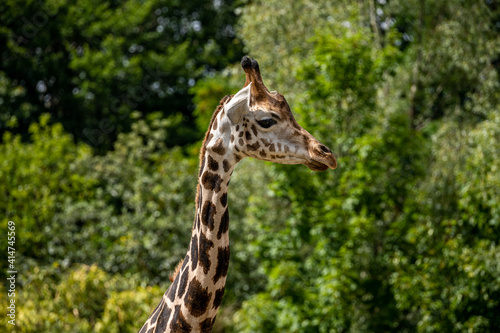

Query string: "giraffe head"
[221, 56, 337, 171]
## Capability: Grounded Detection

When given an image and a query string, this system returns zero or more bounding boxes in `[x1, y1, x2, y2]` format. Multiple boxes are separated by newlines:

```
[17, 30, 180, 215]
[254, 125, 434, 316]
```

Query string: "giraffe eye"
[257, 118, 277, 128]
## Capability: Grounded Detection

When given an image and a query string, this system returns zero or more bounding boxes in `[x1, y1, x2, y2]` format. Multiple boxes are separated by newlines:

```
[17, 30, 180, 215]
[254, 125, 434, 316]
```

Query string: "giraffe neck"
[140, 103, 238, 333]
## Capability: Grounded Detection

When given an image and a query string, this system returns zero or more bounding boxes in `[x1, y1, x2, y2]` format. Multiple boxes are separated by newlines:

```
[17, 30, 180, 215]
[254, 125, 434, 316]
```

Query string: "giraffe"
[139, 56, 337, 333]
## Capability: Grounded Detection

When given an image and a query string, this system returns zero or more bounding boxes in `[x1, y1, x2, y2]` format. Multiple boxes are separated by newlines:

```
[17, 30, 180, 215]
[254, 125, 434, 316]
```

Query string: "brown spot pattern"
[211, 138, 226, 155]
[251, 124, 258, 136]
[177, 265, 189, 298]
[261, 138, 271, 147]
[212, 288, 225, 310]
[213, 246, 230, 284]
[199, 232, 214, 275]
[222, 159, 231, 173]
[217, 209, 229, 239]
[149, 296, 166, 328]
[220, 193, 227, 207]
[202, 201, 217, 231]
[202, 172, 223, 192]
[197, 190, 203, 211]
[170, 305, 192, 332]
[200, 317, 215, 333]
[207, 155, 219, 171]
[154, 302, 171, 333]
[184, 277, 212, 317]
[247, 141, 260, 151]
[191, 235, 198, 271]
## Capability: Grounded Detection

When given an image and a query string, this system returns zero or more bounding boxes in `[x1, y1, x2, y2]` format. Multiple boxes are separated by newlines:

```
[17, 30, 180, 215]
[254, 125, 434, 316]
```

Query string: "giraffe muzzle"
[306, 141, 337, 171]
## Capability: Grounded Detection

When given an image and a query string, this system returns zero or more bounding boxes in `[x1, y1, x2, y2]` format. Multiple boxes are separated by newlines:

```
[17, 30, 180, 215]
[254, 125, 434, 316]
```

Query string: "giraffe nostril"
[319, 144, 331, 155]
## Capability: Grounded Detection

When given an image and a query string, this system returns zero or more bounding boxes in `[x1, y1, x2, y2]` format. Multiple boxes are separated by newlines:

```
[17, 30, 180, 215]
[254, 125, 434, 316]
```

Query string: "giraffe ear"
[225, 82, 252, 124]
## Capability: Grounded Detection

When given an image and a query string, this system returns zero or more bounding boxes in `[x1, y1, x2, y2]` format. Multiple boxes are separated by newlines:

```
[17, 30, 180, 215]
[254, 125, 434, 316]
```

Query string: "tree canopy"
[0, 0, 243, 151]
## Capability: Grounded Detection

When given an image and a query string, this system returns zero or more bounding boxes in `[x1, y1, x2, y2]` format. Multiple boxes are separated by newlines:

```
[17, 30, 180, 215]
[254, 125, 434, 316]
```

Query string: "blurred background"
[1, 0, 499, 332]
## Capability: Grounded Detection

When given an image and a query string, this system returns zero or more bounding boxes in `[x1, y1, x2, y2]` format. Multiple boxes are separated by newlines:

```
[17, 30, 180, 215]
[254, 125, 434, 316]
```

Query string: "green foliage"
[390, 112, 500, 331]
[233, 0, 500, 332]
[0, 0, 243, 150]
[0, 114, 94, 279]
[0, 264, 163, 332]
[1, 0, 499, 332]
[95, 284, 164, 333]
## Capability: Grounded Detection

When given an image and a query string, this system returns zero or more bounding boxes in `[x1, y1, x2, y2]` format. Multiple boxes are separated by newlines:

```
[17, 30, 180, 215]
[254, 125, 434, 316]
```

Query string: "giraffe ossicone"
[139, 56, 336, 333]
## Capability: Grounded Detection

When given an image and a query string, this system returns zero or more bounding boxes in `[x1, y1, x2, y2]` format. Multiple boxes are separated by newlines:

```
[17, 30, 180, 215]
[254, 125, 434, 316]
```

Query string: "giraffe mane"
[169, 259, 184, 283]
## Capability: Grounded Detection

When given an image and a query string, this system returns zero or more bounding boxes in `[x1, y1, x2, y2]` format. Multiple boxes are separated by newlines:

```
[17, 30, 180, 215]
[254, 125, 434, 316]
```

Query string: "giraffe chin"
[304, 160, 330, 172]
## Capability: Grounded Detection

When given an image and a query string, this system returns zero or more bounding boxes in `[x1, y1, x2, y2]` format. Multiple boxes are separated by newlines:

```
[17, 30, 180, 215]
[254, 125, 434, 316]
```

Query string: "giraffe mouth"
[304, 160, 330, 172]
